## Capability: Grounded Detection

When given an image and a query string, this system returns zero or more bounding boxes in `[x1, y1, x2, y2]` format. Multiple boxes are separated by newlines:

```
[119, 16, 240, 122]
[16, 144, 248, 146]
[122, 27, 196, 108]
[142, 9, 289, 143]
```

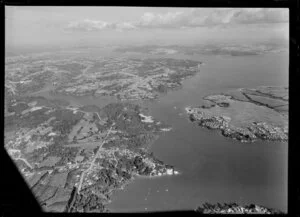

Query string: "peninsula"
[5, 94, 178, 212]
[185, 86, 288, 142]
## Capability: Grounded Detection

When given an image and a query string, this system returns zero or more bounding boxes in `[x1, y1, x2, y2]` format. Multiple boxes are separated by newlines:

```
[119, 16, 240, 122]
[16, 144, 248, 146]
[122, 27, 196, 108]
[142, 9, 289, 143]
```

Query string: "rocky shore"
[5, 94, 180, 213]
[195, 202, 284, 214]
[185, 86, 288, 143]
[66, 154, 179, 213]
[186, 106, 288, 142]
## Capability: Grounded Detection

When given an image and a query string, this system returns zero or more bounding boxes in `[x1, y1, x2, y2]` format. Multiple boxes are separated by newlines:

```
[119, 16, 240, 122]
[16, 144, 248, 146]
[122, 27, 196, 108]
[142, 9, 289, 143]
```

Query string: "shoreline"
[185, 86, 288, 143]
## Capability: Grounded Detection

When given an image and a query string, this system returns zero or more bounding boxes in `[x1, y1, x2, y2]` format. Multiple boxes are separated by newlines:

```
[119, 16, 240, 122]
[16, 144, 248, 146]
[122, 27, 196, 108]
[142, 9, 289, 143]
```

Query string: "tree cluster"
[67, 190, 105, 213]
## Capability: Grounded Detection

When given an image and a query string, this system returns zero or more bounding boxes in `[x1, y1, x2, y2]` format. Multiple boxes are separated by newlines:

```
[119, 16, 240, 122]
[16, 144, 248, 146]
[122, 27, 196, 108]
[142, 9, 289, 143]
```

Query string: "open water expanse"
[107, 52, 288, 212]
[33, 51, 288, 212]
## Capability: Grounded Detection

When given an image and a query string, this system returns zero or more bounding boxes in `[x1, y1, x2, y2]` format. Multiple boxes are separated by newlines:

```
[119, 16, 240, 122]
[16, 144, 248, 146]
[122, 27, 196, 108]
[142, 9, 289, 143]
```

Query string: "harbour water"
[30, 50, 288, 212]
[107, 52, 288, 212]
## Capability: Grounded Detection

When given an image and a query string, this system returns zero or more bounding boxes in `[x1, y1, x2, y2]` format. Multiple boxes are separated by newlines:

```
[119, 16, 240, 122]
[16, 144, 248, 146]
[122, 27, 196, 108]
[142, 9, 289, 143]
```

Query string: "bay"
[107, 52, 288, 212]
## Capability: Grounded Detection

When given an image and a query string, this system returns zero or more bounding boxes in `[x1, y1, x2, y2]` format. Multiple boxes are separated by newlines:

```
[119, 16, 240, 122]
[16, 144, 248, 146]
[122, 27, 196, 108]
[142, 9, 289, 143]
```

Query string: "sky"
[5, 7, 289, 49]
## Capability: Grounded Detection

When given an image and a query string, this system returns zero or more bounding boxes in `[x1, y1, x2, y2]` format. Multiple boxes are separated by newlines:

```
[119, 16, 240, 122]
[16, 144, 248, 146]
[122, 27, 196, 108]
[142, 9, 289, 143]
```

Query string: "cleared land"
[4, 93, 177, 213]
[5, 54, 202, 101]
[186, 86, 288, 142]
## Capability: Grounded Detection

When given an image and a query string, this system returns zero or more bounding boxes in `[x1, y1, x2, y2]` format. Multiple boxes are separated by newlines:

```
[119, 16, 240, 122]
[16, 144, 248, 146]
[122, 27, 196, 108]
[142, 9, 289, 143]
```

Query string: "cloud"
[134, 8, 289, 28]
[135, 11, 185, 28]
[65, 8, 288, 32]
[213, 8, 289, 25]
[115, 22, 137, 30]
[66, 19, 114, 31]
[65, 19, 137, 32]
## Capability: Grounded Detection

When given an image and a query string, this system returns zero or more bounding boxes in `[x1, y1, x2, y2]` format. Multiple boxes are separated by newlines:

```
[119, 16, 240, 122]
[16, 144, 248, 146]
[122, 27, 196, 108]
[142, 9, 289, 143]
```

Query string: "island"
[5, 51, 287, 213]
[185, 86, 288, 142]
[196, 202, 284, 214]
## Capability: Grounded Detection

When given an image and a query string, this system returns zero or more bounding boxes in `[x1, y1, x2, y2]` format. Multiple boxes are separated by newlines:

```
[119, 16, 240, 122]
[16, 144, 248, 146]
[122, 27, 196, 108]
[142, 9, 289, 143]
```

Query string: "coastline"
[185, 86, 288, 143]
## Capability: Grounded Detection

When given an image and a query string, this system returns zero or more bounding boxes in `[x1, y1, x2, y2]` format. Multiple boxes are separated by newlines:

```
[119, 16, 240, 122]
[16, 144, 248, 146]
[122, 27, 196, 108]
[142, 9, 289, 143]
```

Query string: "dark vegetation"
[155, 84, 168, 93]
[7, 102, 29, 114]
[187, 87, 288, 142]
[16, 70, 55, 94]
[79, 105, 101, 113]
[85, 62, 107, 74]
[5, 90, 171, 213]
[217, 102, 230, 107]
[67, 189, 106, 213]
[54, 63, 85, 77]
[20, 108, 51, 127]
[196, 202, 284, 214]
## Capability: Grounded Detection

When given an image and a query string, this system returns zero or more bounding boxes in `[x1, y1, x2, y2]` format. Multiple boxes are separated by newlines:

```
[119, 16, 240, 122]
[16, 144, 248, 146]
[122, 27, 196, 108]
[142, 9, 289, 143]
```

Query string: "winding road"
[77, 123, 114, 193]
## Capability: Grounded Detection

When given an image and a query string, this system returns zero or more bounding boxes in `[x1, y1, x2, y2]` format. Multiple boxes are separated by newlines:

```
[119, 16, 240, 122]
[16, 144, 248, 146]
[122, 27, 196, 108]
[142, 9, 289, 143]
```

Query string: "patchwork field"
[5, 53, 202, 101]
[186, 86, 288, 142]
[4, 93, 178, 212]
[202, 98, 287, 128]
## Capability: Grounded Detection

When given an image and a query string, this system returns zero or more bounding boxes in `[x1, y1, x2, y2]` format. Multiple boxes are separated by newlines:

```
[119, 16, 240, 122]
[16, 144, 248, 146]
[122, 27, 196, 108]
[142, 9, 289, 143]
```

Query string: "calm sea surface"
[107, 52, 288, 212]
[31, 51, 288, 212]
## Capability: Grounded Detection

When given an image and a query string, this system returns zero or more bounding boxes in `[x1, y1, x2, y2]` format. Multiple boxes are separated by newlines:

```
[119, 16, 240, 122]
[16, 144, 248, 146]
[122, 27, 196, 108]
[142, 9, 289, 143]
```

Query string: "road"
[15, 157, 33, 169]
[13, 102, 110, 193]
[77, 124, 114, 193]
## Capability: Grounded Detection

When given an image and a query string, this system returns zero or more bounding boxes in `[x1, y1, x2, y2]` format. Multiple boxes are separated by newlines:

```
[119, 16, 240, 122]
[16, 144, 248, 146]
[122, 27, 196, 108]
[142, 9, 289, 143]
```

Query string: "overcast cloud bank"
[66, 8, 289, 32]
